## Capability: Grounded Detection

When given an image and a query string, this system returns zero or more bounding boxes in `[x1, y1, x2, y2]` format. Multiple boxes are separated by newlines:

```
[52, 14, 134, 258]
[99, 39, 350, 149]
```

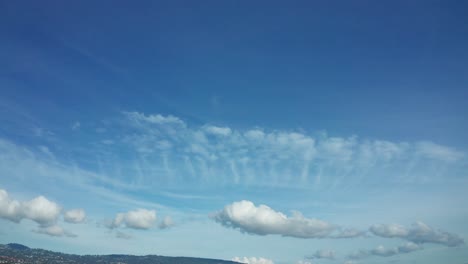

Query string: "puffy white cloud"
[22, 196, 61, 226]
[297, 261, 312, 264]
[64, 209, 86, 223]
[34, 225, 76, 237]
[0, 189, 60, 226]
[232, 257, 274, 264]
[213, 200, 335, 238]
[0, 189, 23, 222]
[308, 249, 335, 259]
[370, 222, 464, 247]
[109, 208, 156, 230]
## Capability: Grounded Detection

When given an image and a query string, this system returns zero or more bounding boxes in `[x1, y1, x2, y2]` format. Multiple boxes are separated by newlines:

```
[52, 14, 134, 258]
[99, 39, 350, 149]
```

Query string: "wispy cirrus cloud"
[84, 111, 467, 190]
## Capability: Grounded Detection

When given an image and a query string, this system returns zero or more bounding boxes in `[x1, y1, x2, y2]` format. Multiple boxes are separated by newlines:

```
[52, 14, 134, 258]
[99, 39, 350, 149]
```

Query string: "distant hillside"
[0, 243, 240, 264]
[6, 243, 30, 250]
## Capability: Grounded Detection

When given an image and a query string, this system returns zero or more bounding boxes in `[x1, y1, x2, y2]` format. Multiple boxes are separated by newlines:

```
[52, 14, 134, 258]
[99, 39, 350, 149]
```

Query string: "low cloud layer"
[348, 242, 422, 260]
[370, 222, 464, 247]
[109, 208, 157, 230]
[213, 200, 335, 238]
[232, 257, 274, 264]
[34, 225, 77, 238]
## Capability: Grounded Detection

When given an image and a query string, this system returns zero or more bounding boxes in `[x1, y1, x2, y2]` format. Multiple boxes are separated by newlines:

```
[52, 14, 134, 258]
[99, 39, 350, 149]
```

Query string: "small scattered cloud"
[158, 216, 174, 229]
[115, 231, 132, 239]
[108, 208, 157, 230]
[332, 228, 366, 238]
[348, 242, 422, 260]
[307, 249, 335, 260]
[416, 141, 464, 162]
[71, 121, 80, 130]
[123, 111, 185, 127]
[213, 200, 335, 238]
[370, 222, 464, 247]
[33, 225, 77, 238]
[64, 209, 86, 224]
[232, 257, 274, 264]
[204, 125, 232, 136]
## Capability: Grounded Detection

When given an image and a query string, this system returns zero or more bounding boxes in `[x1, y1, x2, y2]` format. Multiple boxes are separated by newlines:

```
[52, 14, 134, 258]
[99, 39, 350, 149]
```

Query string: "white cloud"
[308, 249, 335, 259]
[113, 112, 466, 189]
[34, 225, 76, 237]
[204, 125, 232, 136]
[370, 245, 399, 257]
[348, 242, 422, 260]
[158, 216, 174, 229]
[370, 222, 464, 247]
[109, 208, 156, 230]
[369, 223, 408, 238]
[213, 200, 335, 238]
[332, 228, 366, 238]
[416, 141, 464, 162]
[123, 111, 185, 127]
[0, 189, 60, 227]
[64, 209, 86, 223]
[71, 121, 80, 130]
[232, 257, 274, 264]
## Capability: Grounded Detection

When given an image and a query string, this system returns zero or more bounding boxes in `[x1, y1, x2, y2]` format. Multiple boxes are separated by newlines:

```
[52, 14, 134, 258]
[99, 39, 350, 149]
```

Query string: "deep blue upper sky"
[1, 1, 468, 264]
[1, 1, 467, 146]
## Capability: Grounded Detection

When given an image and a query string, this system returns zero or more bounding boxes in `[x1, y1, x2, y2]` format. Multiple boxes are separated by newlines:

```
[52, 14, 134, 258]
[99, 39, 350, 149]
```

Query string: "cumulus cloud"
[213, 200, 335, 238]
[348, 242, 422, 260]
[0, 189, 61, 226]
[64, 209, 86, 223]
[308, 249, 335, 259]
[34, 225, 77, 237]
[109, 208, 156, 230]
[370, 222, 464, 247]
[232, 257, 274, 264]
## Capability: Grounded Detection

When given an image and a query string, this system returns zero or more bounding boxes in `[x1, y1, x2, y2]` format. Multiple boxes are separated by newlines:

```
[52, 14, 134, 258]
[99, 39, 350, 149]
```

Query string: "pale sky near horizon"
[1, 1, 468, 264]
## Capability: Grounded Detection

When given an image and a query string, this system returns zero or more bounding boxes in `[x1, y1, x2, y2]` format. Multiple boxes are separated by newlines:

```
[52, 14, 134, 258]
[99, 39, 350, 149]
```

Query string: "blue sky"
[1, 1, 468, 264]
